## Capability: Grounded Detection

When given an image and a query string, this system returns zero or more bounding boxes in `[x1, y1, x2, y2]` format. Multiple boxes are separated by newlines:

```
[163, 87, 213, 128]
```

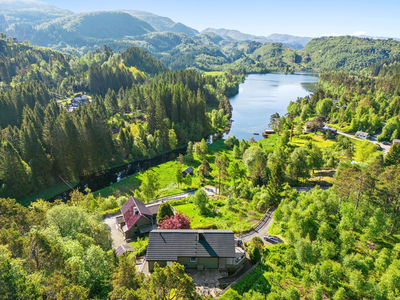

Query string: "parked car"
[382, 141, 390, 145]
[263, 235, 282, 244]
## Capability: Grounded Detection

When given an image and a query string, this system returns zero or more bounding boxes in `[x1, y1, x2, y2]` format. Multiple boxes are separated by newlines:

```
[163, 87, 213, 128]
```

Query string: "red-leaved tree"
[158, 213, 191, 229]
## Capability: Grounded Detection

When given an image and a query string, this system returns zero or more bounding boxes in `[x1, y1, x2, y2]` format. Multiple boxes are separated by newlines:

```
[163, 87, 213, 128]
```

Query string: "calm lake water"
[226, 72, 319, 141]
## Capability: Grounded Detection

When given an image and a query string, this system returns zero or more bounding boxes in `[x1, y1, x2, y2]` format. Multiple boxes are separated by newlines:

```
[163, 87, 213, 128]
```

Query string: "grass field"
[94, 139, 234, 200]
[19, 179, 79, 207]
[173, 199, 263, 232]
[203, 71, 226, 76]
[291, 132, 337, 149]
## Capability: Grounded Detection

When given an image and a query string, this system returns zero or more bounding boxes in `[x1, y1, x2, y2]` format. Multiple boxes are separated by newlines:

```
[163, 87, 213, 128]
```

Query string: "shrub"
[117, 196, 128, 206]
[249, 246, 261, 264]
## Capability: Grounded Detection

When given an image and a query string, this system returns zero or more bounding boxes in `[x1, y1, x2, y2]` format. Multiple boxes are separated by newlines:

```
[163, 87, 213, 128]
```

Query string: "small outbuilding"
[116, 244, 135, 256]
[392, 139, 400, 145]
[182, 167, 194, 178]
[355, 131, 370, 139]
[112, 128, 120, 139]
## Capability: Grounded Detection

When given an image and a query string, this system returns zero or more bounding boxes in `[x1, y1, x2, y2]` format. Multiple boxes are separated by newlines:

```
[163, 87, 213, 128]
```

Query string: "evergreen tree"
[157, 202, 174, 223]
[385, 143, 400, 167]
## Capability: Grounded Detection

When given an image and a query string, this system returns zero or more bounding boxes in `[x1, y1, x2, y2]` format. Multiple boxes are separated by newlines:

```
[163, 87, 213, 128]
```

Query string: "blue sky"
[42, 0, 400, 38]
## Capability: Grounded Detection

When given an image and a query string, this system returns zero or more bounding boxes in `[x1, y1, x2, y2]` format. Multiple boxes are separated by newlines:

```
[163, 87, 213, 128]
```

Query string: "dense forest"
[0, 197, 203, 299]
[0, 38, 242, 199]
[284, 56, 400, 141]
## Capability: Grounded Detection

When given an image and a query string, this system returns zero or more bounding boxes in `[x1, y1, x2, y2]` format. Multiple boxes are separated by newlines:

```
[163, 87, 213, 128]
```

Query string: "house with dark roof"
[116, 197, 160, 240]
[355, 131, 370, 139]
[112, 128, 120, 139]
[146, 229, 239, 272]
[182, 167, 194, 177]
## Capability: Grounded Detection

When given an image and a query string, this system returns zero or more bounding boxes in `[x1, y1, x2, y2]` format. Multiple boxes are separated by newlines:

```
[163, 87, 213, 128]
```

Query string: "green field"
[19, 179, 80, 207]
[94, 139, 233, 200]
[173, 198, 263, 232]
[291, 132, 337, 148]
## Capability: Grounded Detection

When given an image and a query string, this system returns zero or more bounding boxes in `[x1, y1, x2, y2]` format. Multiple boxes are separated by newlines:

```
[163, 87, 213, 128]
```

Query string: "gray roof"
[146, 203, 161, 216]
[182, 167, 194, 174]
[356, 131, 370, 137]
[393, 139, 400, 144]
[146, 229, 236, 261]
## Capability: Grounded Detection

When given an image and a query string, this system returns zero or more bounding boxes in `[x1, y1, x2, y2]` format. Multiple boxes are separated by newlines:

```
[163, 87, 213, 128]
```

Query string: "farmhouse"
[146, 229, 243, 272]
[116, 197, 160, 240]
[355, 131, 370, 139]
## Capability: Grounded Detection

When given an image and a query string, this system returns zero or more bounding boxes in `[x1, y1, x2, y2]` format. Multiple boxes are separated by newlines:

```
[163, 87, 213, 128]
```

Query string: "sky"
[41, 0, 400, 38]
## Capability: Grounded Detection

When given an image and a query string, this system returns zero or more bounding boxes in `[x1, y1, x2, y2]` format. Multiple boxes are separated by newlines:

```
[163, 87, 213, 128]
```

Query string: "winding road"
[336, 130, 391, 155]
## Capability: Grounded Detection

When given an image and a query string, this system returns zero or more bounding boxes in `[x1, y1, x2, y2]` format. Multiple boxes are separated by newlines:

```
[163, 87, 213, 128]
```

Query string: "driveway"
[103, 214, 125, 248]
[240, 208, 275, 243]
[337, 130, 390, 155]
[103, 187, 217, 248]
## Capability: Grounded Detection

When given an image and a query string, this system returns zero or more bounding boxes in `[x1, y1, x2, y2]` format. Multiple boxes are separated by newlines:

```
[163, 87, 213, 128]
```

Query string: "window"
[190, 257, 197, 263]
[167, 261, 173, 266]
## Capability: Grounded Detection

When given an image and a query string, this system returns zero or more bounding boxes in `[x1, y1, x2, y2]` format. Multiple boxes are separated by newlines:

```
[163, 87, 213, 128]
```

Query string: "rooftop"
[146, 229, 236, 261]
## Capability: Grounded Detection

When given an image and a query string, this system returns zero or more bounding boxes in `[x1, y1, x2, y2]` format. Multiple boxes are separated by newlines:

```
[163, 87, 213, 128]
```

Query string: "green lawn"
[94, 139, 235, 200]
[203, 71, 225, 76]
[19, 179, 80, 207]
[291, 133, 336, 149]
[173, 199, 263, 232]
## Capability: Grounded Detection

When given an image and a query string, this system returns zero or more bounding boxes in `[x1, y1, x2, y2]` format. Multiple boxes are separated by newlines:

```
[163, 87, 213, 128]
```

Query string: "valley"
[0, 1, 400, 299]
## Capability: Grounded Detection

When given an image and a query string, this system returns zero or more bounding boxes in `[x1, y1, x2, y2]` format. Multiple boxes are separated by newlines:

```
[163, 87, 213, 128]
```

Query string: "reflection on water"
[225, 72, 319, 141]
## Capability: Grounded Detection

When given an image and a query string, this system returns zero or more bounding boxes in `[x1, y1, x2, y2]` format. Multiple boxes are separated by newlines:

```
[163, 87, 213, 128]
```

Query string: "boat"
[263, 130, 275, 136]
[253, 133, 259, 135]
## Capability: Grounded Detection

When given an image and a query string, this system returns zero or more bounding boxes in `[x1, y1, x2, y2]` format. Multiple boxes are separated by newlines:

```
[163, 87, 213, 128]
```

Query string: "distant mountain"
[32, 11, 156, 45]
[202, 28, 270, 43]
[0, 0, 72, 25]
[201, 28, 312, 49]
[121, 10, 199, 37]
[266, 33, 313, 48]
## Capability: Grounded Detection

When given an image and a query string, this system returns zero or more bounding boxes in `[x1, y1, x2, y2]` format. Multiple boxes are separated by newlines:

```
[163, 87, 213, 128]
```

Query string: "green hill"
[303, 36, 400, 70]
[36, 11, 156, 41]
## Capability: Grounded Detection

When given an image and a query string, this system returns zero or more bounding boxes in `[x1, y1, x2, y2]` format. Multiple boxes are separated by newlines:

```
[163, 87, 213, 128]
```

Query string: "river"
[226, 72, 319, 141]
[50, 72, 319, 200]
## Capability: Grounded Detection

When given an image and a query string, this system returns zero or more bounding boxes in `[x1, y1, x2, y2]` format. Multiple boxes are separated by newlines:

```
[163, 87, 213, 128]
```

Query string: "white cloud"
[352, 31, 367, 36]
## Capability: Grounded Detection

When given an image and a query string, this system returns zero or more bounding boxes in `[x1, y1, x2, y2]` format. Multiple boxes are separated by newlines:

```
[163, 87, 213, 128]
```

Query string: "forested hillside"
[304, 36, 400, 70]
[2, 1, 399, 74]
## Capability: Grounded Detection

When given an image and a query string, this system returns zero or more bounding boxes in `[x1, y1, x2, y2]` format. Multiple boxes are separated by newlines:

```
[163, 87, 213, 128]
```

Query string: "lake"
[226, 72, 319, 141]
